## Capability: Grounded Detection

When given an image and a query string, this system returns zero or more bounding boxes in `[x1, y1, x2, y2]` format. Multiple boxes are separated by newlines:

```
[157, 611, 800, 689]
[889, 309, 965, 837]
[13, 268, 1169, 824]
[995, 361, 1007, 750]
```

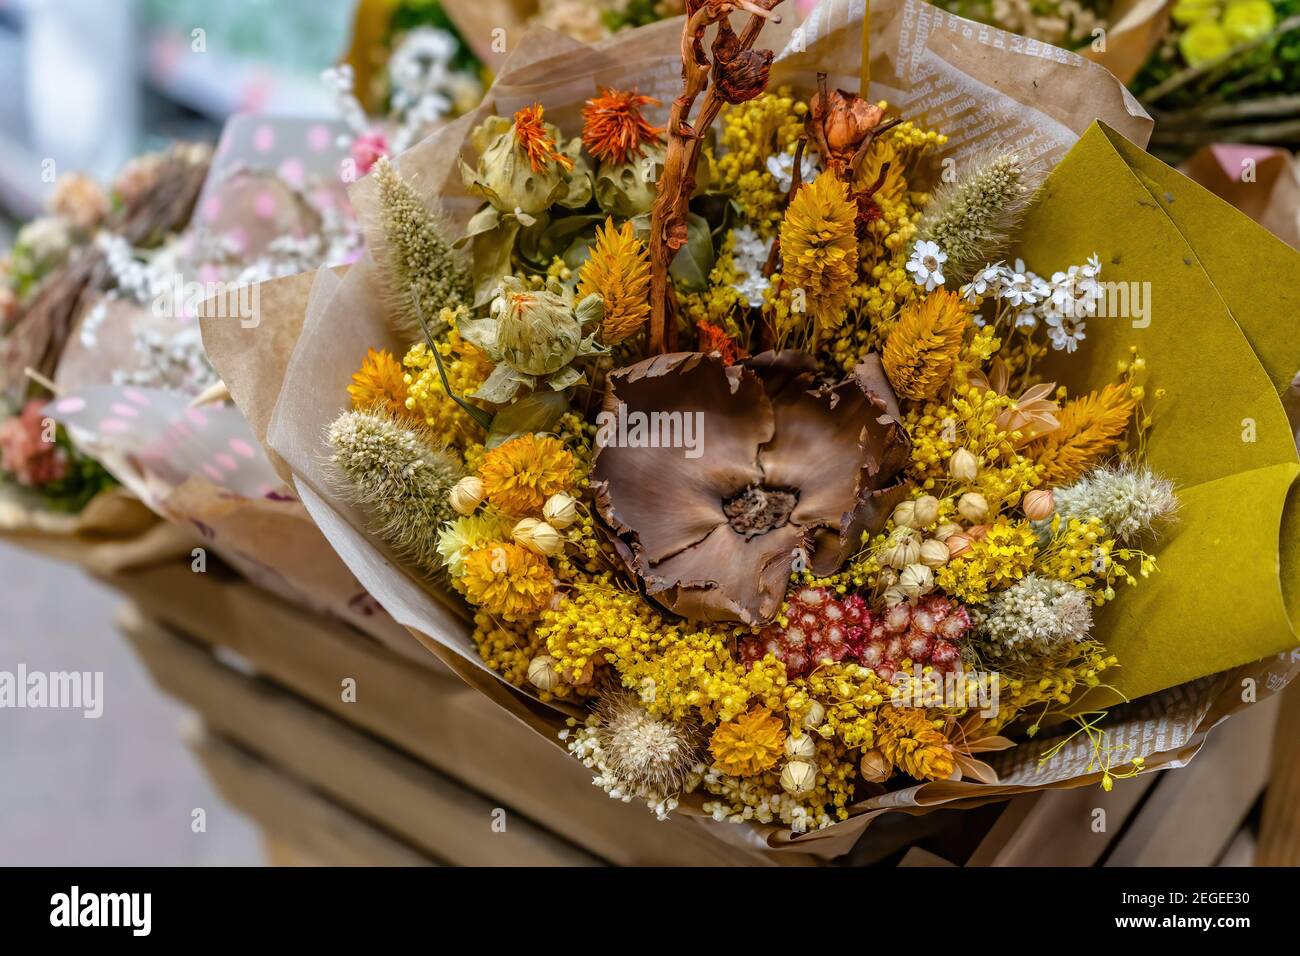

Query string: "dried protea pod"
[592, 351, 911, 626]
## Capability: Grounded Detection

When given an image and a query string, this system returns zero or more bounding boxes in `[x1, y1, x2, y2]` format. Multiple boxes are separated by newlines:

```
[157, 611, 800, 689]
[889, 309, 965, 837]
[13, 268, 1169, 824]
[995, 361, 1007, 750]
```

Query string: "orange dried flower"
[876, 706, 955, 781]
[479, 433, 575, 516]
[696, 321, 746, 365]
[1030, 383, 1136, 485]
[581, 88, 663, 166]
[513, 104, 574, 173]
[709, 706, 786, 777]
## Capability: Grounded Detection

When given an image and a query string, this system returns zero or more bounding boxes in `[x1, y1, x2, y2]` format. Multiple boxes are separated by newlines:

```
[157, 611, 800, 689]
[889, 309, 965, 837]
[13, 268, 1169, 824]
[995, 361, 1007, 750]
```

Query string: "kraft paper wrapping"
[209, 4, 1300, 859]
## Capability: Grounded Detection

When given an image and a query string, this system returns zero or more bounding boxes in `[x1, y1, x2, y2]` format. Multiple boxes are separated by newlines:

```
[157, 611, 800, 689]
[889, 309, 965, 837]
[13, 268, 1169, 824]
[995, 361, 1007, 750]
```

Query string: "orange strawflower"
[478, 433, 575, 516]
[513, 104, 574, 173]
[581, 88, 663, 166]
[709, 706, 786, 777]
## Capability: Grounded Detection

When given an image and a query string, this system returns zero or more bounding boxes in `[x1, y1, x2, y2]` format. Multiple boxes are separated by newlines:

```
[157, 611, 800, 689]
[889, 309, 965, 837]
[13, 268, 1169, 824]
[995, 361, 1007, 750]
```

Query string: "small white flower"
[1001, 269, 1040, 308]
[765, 150, 819, 194]
[961, 262, 1006, 303]
[1013, 308, 1039, 330]
[1046, 311, 1086, 352]
[907, 239, 947, 292]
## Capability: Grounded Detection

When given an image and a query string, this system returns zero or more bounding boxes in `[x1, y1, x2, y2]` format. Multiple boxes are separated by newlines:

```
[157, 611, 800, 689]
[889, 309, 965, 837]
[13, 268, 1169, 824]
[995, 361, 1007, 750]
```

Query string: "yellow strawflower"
[883, 287, 970, 400]
[775, 172, 858, 339]
[709, 707, 787, 777]
[459, 542, 554, 620]
[478, 433, 574, 516]
[577, 218, 650, 344]
[348, 348, 411, 420]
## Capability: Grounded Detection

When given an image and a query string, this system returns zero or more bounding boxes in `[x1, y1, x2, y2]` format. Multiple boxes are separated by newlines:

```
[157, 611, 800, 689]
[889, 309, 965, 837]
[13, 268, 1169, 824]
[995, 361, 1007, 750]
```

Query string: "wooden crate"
[98, 558, 1297, 867]
[106, 562, 813, 866]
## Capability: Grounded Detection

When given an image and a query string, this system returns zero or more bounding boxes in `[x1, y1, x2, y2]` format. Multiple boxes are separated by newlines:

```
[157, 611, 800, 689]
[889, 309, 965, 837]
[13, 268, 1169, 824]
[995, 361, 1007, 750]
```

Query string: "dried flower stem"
[648, 0, 782, 354]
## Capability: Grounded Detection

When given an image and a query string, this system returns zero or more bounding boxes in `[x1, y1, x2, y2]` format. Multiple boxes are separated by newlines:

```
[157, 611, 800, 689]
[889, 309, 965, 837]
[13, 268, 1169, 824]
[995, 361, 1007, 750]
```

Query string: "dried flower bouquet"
[221, 0, 1300, 847]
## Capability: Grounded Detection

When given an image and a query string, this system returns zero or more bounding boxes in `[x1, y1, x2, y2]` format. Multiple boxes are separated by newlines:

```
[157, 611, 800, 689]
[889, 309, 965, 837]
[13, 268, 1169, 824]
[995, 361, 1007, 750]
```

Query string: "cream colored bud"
[859, 748, 891, 783]
[882, 584, 907, 605]
[512, 517, 564, 556]
[946, 532, 973, 558]
[802, 700, 826, 730]
[527, 655, 559, 691]
[919, 539, 949, 568]
[780, 759, 817, 795]
[449, 475, 484, 515]
[899, 563, 935, 598]
[912, 495, 940, 527]
[1023, 488, 1054, 521]
[949, 448, 979, 482]
[786, 733, 816, 760]
[957, 492, 989, 523]
[879, 528, 921, 569]
[932, 521, 962, 542]
[542, 493, 578, 529]
[891, 499, 917, 529]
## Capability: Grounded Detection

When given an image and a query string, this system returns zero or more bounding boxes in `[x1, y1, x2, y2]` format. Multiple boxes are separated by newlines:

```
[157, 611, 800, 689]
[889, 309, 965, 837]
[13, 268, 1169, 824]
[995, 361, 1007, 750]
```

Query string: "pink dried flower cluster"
[858, 596, 970, 681]
[0, 400, 67, 487]
[738, 587, 971, 681]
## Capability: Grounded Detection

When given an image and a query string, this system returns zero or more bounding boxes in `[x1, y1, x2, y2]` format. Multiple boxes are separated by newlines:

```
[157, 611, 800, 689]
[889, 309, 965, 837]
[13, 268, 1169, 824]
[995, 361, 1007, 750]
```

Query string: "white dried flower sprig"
[325, 409, 462, 577]
[727, 224, 774, 308]
[974, 574, 1094, 662]
[563, 692, 704, 820]
[959, 254, 1103, 353]
[1049, 463, 1177, 544]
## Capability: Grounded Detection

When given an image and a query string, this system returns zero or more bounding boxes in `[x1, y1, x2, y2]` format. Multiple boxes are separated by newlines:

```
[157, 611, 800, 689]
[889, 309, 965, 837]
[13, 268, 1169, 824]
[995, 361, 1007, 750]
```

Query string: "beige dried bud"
[912, 495, 940, 527]
[786, 733, 816, 760]
[891, 499, 918, 529]
[802, 700, 826, 730]
[879, 528, 921, 569]
[1023, 488, 1055, 521]
[957, 492, 990, 523]
[899, 563, 935, 598]
[449, 475, 485, 515]
[527, 654, 560, 692]
[949, 448, 979, 483]
[859, 748, 891, 783]
[882, 584, 907, 605]
[946, 532, 973, 558]
[512, 517, 564, 556]
[932, 521, 963, 542]
[780, 759, 818, 795]
[919, 539, 950, 568]
[542, 492, 578, 529]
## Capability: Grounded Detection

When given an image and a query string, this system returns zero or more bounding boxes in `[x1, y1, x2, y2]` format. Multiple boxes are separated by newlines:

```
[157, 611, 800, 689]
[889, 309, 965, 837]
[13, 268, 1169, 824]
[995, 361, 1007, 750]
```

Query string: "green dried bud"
[459, 108, 590, 217]
[594, 143, 665, 218]
[493, 278, 584, 376]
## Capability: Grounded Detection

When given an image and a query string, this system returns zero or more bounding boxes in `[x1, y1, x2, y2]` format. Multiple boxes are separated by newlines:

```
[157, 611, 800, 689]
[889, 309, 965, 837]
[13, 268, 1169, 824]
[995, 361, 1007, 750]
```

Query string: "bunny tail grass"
[325, 408, 463, 576]
[365, 156, 472, 342]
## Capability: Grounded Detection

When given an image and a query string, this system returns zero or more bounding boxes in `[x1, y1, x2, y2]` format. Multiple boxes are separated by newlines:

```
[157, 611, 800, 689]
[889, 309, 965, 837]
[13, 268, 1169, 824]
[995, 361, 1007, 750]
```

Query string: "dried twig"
[647, 0, 783, 354]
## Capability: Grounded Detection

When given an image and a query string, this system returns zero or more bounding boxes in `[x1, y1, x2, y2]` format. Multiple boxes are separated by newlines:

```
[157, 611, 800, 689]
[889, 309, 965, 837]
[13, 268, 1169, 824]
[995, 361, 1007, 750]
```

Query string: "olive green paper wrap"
[1014, 123, 1300, 712]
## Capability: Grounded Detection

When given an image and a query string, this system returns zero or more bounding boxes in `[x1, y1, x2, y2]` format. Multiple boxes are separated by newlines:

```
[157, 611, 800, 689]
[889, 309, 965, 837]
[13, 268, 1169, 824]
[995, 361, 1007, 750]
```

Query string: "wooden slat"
[105, 563, 801, 867]
[1105, 696, 1279, 867]
[121, 606, 599, 867]
[185, 723, 434, 867]
[1256, 677, 1300, 866]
